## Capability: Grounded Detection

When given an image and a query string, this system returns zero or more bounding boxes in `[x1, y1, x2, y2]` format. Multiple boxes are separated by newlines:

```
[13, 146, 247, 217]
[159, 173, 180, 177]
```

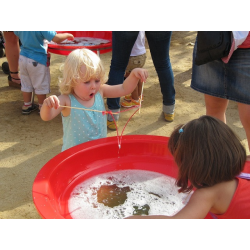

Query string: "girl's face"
[74, 66, 101, 101]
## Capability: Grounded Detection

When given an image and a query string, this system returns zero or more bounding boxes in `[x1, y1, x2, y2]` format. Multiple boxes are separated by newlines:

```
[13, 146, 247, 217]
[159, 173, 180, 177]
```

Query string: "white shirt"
[130, 31, 146, 56]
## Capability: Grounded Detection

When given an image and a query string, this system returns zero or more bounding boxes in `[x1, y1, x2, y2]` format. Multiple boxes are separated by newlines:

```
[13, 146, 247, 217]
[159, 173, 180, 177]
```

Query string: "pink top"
[212, 177, 250, 219]
[238, 32, 250, 48]
[221, 31, 250, 63]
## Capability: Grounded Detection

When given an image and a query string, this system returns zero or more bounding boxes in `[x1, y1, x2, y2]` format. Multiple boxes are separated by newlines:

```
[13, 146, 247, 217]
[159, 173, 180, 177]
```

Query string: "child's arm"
[101, 68, 148, 98]
[40, 94, 70, 121]
[125, 188, 215, 219]
[52, 33, 74, 44]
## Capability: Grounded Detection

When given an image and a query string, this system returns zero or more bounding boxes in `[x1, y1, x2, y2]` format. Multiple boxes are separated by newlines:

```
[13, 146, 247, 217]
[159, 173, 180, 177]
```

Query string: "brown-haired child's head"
[168, 115, 246, 193]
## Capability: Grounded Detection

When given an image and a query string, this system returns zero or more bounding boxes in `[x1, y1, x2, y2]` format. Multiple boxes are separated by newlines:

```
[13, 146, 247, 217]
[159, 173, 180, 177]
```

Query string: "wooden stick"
[59, 105, 120, 114]
[59, 105, 103, 113]
[139, 82, 144, 114]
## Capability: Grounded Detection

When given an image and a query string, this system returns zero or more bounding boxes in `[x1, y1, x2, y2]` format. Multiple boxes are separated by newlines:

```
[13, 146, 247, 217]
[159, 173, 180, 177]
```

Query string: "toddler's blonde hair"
[59, 48, 107, 95]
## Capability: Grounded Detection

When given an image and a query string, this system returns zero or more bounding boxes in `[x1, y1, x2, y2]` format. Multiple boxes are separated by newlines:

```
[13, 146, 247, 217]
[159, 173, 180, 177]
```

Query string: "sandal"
[8, 71, 21, 89]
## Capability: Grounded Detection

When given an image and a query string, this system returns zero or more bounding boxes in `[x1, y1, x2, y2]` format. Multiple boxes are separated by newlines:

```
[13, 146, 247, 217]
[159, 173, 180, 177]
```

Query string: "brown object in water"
[97, 184, 131, 208]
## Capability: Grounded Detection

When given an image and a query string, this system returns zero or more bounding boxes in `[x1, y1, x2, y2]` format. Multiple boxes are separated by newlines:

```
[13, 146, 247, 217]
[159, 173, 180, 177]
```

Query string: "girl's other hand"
[43, 95, 60, 109]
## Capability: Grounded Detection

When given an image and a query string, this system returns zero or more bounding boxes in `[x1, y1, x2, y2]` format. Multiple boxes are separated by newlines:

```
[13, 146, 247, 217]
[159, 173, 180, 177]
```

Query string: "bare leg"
[238, 102, 250, 152]
[137, 80, 142, 97]
[131, 80, 143, 101]
[3, 32, 20, 84]
[124, 71, 141, 101]
[22, 92, 32, 103]
[131, 85, 139, 100]
[124, 72, 130, 79]
[204, 94, 229, 123]
[37, 94, 47, 107]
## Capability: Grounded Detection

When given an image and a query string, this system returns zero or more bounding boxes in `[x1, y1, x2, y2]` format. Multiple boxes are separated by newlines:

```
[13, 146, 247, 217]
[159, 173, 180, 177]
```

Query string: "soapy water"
[49, 37, 110, 47]
[68, 170, 193, 219]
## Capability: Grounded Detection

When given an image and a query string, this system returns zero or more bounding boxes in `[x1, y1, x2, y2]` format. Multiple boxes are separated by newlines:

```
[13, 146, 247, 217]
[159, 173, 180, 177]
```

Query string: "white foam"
[68, 170, 192, 219]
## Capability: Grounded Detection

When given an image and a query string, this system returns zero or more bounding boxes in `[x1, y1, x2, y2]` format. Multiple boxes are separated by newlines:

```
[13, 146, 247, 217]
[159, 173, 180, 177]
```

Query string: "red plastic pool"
[48, 31, 112, 56]
[32, 135, 250, 219]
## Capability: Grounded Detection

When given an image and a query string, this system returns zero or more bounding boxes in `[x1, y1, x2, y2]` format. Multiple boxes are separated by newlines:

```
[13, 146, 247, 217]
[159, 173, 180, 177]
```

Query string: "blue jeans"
[107, 31, 174, 120]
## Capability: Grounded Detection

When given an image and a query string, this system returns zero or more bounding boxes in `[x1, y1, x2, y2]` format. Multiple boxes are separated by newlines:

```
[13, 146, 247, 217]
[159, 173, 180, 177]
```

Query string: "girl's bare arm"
[101, 68, 148, 98]
[125, 188, 215, 219]
[40, 94, 70, 121]
[52, 33, 74, 43]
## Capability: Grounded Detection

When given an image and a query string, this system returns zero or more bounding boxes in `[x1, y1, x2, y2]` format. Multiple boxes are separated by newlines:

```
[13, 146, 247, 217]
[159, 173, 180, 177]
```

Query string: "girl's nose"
[91, 82, 96, 89]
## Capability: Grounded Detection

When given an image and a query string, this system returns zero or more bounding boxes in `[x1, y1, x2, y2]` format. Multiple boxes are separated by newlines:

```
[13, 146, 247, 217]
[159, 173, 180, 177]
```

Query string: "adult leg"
[3, 32, 21, 87]
[145, 31, 175, 121]
[238, 102, 250, 152]
[204, 94, 229, 123]
[107, 31, 139, 125]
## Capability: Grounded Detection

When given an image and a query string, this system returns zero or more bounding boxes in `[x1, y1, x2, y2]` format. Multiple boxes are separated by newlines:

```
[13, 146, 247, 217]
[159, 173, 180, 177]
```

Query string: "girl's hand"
[43, 95, 60, 109]
[132, 68, 148, 83]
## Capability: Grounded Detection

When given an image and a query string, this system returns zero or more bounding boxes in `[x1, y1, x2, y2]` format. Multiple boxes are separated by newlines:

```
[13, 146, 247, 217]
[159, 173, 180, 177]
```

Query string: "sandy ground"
[0, 31, 249, 219]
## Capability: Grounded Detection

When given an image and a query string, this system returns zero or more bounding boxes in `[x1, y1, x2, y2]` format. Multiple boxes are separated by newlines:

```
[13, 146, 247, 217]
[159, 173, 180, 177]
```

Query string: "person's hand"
[66, 33, 74, 41]
[43, 95, 60, 109]
[132, 68, 148, 83]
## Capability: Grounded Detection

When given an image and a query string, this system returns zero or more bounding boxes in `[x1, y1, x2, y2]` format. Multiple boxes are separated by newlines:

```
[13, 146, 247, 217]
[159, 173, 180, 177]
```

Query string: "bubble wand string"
[107, 106, 140, 149]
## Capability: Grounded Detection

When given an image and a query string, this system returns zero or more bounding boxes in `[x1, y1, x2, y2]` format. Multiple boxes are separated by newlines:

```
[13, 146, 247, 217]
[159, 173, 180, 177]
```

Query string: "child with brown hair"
[126, 115, 250, 219]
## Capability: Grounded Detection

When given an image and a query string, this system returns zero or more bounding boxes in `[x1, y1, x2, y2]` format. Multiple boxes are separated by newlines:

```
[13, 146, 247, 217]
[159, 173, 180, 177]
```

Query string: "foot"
[121, 98, 140, 108]
[8, 75, 21, 89]
[22, 104, 39, 115]
[124, 94, 132, 101]
[9, 72, 21, 84]
[164, 112, 175, 122]
[107, 120, 118, 130]
[124, 94, 143, 102]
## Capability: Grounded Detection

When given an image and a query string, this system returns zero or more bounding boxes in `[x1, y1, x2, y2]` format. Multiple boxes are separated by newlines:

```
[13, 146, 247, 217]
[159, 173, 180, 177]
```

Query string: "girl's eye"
[84, 81, 90, 84]
[95, 80, 100, 83]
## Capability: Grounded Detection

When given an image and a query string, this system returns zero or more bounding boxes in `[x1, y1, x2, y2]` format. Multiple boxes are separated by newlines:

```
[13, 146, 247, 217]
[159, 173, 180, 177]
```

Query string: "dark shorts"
[191, 43, 250, 105]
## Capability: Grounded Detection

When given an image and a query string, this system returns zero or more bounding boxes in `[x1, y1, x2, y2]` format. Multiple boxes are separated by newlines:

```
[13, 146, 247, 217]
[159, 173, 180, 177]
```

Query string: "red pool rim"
[48, 31, 112, 56]
[32, 135, 179, 219]
[32, 135, 250, 219]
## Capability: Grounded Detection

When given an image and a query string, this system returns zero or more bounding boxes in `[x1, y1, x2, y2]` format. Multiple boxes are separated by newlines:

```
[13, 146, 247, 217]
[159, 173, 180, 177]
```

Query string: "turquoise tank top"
[62, 92, 107, 151]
